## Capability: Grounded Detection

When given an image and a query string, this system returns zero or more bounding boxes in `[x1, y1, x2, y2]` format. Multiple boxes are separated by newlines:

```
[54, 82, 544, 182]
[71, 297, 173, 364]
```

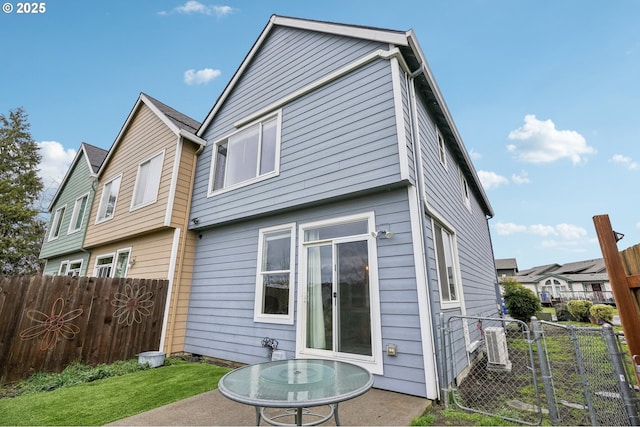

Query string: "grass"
[0, 358, 230, 426]
[411, 405, 520, 426]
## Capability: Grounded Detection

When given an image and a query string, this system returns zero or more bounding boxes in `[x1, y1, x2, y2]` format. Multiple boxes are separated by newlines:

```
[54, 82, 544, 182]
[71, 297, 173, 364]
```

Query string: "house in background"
[495, 258, 518, 280]
[184, 15, 499, 399]
[506, 258, 612, 305]
[39, 142, 108, 276]
[82, 92, 205, 354]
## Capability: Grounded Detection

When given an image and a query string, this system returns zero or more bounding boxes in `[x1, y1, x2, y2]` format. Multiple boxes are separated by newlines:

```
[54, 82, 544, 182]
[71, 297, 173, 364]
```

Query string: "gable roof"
[197, 15, 493, 217]
[495, 258, 518, 271]
[98, 93, 205, 177]
[47, 142, 108, 211]
[515, 258, 608, 285]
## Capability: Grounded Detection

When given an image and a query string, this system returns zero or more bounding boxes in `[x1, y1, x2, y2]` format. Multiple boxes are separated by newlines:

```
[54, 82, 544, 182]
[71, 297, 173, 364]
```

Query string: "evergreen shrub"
[501, 278, 541, 323]
[589, 304, 614, 323]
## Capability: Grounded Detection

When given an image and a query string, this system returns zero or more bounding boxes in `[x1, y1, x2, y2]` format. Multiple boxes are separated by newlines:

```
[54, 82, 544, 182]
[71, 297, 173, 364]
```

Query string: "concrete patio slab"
[107, 387, 430, 426]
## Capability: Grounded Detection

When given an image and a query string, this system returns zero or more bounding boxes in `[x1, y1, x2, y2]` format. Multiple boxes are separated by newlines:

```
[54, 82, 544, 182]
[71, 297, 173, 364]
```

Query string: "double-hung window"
[68, 193, 89, 233]
[94, 255, 114, 277]
[437, 128, 447, 168]
[94, 248, 130, 278]
[210, 112, 280, 193]
[459, 168, 472, 211]
[48, 205, 66, 240]
[132, 151, 164, 209]
[434, 222, 460, 308]
[254, 224, 295, 324]
[97, 175, 122, 222]
[59, 260, 82, 276]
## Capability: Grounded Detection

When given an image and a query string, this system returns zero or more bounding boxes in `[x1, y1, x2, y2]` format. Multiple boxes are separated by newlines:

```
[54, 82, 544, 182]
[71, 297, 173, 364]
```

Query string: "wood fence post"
[593, 214, 640, 387]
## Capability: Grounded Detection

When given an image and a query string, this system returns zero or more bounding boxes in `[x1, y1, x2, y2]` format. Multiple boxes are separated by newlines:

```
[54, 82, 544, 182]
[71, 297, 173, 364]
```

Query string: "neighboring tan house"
[82, 92, 205, 354]
[183, 15, 499, 399]
[39, 142, 107, 276]
[515, 258, 612, 305]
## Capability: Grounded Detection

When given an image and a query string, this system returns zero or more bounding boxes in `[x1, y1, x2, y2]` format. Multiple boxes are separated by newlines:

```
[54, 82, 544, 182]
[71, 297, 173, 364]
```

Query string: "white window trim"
[254, 223, 296, 325]
[59, 259, 83, 276]
[459, 168, 472, 212]
[94, 253, 115, 277]
[68, 192, 90, 234]
[432, 220, 463, 310]
[295, 212, 384, 375]
[437, 127, 447, 169]
[93, 248, 131, 278]
[130, 150, 165, 211]
[48, 204, 67, 241]
[96, 174, 123, 224]
[207, 110, 282, 196]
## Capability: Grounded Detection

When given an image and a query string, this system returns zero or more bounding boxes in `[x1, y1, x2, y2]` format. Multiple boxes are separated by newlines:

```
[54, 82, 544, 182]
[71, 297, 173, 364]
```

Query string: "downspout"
[161, 138, 204, 354]
[407, 65, 441, 399]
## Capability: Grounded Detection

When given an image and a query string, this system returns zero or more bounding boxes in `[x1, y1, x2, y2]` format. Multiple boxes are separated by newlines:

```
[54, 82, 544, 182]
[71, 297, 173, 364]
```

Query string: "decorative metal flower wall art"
[20, 297, 84, 351]
[111, 282, 154, 326]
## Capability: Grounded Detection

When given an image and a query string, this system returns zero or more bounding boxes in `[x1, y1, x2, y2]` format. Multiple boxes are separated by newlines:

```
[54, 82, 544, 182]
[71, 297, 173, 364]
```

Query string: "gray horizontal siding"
[39, 155, 94, 260]
[191, 27, 403, 227]
[185, 188, 428, 396]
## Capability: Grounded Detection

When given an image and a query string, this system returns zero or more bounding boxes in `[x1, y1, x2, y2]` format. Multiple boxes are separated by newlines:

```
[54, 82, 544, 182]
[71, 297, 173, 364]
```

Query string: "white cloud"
[494, 221, 587, 240]
[507, 114, 595, 165]
[469, 149, 482, 160]
[511, 170, 531, 184]
[160, 1, 236, 17]
[477, 170, 508, 190]
[184, 68, 221, 85]
[609, 154, 639, 170]
[37, 141, 76, 188]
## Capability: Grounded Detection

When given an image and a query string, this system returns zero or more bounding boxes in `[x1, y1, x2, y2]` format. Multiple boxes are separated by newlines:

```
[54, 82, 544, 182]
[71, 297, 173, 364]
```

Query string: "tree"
[501, 278, 541, 323]
[0, 107, 45, 275]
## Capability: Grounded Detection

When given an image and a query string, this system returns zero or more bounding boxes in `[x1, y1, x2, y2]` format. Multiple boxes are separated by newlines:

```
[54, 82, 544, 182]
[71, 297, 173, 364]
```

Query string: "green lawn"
[0, 360, 229, 426]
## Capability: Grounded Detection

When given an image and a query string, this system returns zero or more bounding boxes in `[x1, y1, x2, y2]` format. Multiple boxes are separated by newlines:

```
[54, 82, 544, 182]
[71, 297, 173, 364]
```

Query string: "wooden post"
[593, 214, 640, 387]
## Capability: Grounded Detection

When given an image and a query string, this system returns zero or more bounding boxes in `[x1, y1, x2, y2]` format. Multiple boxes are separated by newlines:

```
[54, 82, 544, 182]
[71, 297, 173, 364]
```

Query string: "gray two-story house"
[184, 15, 498, 399]
[40, 142, 108, 276]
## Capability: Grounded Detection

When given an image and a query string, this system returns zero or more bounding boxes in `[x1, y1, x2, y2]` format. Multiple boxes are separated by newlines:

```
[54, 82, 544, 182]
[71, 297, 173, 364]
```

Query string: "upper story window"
[68, 193, 89, 234]
[437, 128, 446, 168]
[254, 223, 295, 324]
[210, 112, 281, 194]
[459, 168, 471, 211]
[434, 222, 460, 308]
[132, 151, 164, 209]
[96, 175, 122, 222]
[48, 205, 66, 241]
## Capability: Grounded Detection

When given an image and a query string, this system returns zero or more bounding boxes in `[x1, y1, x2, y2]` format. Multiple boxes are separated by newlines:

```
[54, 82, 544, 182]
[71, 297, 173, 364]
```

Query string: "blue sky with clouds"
[2, 0, 639, 269]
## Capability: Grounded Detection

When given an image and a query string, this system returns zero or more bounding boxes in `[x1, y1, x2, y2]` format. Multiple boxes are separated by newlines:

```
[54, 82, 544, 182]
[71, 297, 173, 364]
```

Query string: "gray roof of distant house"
[495, 258, 518, 271]
[142, 92, 201, 134]
[81, 142, 108, 174]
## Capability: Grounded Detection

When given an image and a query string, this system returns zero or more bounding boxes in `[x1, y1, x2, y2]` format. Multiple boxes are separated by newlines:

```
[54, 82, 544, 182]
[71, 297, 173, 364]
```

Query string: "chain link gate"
[443, 314, 640, 425]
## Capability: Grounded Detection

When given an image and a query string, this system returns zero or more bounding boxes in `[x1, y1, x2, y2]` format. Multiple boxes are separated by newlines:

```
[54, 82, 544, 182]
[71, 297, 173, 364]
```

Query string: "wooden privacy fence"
[0, 275, 168, 384]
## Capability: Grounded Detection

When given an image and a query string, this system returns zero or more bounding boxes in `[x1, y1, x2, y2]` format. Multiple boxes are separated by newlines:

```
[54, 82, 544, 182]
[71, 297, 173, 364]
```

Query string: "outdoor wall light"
[191, 217, 200, 225]
[371, 229, 394, 239]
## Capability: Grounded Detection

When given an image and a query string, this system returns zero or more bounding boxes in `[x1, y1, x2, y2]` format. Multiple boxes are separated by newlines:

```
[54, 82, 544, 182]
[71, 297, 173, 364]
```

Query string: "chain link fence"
[443, 314, 640, 425]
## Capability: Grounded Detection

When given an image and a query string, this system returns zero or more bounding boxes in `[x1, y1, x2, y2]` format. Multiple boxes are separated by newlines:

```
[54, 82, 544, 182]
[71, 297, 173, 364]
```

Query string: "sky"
[1, 0, 639, 270]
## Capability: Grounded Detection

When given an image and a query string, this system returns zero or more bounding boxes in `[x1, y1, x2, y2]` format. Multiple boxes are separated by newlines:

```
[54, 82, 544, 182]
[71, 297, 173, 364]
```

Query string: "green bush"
[567, 300, 592, 323]
[553, 303, 575, 321]
[590, 304, 614, 323]
[501, 279, 541, 323]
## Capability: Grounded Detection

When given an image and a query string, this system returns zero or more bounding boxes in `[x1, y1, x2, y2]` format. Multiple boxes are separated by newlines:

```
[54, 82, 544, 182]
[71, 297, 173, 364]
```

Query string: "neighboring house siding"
[40, 151, 96, 264]
[190, 30, 403, 227]
[185, 189, 428, 396]
[42, 252, 90, 276]
[87, 229, 175, 279]
[84, 104, 175, 247]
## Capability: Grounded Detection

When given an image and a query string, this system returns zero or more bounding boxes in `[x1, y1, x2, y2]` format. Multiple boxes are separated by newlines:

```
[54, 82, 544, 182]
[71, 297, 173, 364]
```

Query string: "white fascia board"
[272, 15, 410, 47]
[178, 129, 206, 146]
[140, 93, 181, 135]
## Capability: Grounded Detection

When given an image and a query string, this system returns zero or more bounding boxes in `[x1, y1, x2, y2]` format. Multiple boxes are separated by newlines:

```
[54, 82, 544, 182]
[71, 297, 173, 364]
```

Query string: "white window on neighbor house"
[48, 205, 66, 241]
[131, 151, 164, 209]
[59, 260, 83, 276]
[210, 112, 281, 194]
[434, 221, 461, 308]
[254, 223, 295, 324]
[459, 168, 472, 211]
[437, 127, 447, 168]
[96, 175, 122, 222]
[93, 248, 130, 278]
[68, 193, 89, 234]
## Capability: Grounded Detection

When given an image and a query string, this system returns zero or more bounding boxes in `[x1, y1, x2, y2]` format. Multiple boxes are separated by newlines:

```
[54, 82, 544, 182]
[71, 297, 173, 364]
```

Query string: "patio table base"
[257, 404, 339, 426]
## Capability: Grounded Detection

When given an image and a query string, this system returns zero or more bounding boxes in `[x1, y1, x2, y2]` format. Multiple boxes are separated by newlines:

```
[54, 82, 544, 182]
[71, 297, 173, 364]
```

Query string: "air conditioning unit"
[485, 326, 512, 371]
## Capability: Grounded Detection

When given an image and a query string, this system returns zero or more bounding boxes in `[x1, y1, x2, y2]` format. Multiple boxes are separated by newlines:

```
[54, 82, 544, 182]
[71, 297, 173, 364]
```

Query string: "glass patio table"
[217, 359, 374, 426]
